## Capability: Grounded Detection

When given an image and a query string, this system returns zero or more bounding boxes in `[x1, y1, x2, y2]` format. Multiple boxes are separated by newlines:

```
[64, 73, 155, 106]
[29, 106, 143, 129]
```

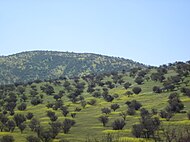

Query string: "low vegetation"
[0, 59, 189, 142]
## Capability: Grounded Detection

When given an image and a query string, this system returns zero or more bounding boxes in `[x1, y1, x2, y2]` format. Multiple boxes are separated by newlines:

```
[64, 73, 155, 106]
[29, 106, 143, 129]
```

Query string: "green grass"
[0, 69, 190, 142]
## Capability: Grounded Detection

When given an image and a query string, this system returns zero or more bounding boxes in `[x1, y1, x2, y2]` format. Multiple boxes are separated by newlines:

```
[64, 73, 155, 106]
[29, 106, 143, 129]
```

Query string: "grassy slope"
[0, 51, 146, 84]
[0, 70, 190, 142]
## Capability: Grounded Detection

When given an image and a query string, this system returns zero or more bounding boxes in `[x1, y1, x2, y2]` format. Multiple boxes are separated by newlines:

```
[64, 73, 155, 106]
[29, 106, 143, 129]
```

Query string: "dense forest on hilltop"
[0, 51, 146, 84]
[0, 60, 190, 141]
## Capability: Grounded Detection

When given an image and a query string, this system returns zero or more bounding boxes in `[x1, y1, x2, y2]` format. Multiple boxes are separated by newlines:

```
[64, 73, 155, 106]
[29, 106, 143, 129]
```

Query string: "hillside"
[0, 61, 190, 142]
[0, 51, 146, 84]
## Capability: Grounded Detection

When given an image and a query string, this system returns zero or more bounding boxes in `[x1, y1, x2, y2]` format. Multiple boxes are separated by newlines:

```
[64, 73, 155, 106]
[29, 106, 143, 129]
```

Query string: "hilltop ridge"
[0, 51, 146, 84]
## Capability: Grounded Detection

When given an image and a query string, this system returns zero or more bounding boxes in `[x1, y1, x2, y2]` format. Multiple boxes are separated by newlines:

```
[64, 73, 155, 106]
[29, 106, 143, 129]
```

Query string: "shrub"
[101, 108, 111, 115]
[110, 104, 120, 111]
[112, 119, 125, 130]
[13, 114, 26, 126]
[18, 123, 26, 133]
[126, 100, 142, 110]
[26, 112, 34, 120]
[167, 93, 184, 113]
[61, 106, 69, 117]
[6, 120, 16, 132]
[92, 91, 102, 98]
[132, 87, 142, 94]
[153, 86, 162, 93]
[125, 91, 133, 96]
[26, 135, 40, 142]
[62, 119, 76, 134]
[81, 100, 87, 108]
[187, 111, 190, 120]
[98, 116, 109, 127]
[135, 77, 144, 85]
[159, 110, 173, 121]
[87, 99, 97, 105]
[103, 94, 114, 102]
[127, 107, 136, 115]
[124, 82, 131, 89]
[119, 111, 127, 121]
[1, 135, 14, 142]
[71, 113, 76, 118]
[17, 103, 27, 111]
[132, 124, 143, 138]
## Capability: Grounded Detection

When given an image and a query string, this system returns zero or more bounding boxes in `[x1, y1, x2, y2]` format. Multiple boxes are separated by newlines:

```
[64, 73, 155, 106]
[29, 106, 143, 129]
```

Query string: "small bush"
[98, 116, 109, 127]
[101, 107, 111, 115]
[1, 135, 14, 142]
[112, 119, 125, 130]
[110, 104, 120, 111]
[132, 87, 142, 94]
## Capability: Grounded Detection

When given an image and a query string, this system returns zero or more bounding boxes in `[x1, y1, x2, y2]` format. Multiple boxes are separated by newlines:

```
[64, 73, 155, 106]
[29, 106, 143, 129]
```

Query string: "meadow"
[0, 62, 190, 142]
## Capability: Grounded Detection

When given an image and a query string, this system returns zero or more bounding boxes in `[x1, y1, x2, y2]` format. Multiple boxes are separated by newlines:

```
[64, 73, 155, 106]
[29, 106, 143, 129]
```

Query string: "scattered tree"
[98, 116, 109, 127]
[132, 87, 142, 94]
[112, 119, 125, 130]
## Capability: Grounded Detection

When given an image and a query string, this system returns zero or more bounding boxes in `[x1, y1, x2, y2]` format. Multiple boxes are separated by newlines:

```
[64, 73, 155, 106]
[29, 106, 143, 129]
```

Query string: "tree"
[124, 82, 131, 89]
[47, 111, 58, 121]
[17, 86, 25, 94]
[28, 118, 40, 132]
[1, 135, 14, 142]
[21, 94, 28, 102]
[87, 99, 96, 105]
[135, 77, 144, 85]
[127, 107, 136, 115]
[92, 91, 102, 98]
[71, 112, 76, 118]
[31, 97, 43, 106]
[112, 119, 125, 130]
[13, 114, 26, 126]
[163, 82, 175, 91]
[103, 94, 114, 102]
[41, 84, 55, 95]
[153, 86, 162, 93]
[181, 87, 190, 97]
[40, 130, 53, 142]
[132, 124, 144, 138]
[151, 72, 165, 82]
[167, 93, 184, 113]
[132, 87, 142, 94]
[81, 100, 87, 108]
[119, 111, 127, 121]
[26, 135, 40, 142]
[5, 102, 16, 112]
[98, 116, 109, 127]
[26, 112, 34, 120]
[62, 119, 75, 134]
[18, 123, 26, 133]
[30, 90, 38, 97]
[132, 109, 160, 139]
[17, 103, 27, 111]
[53, 94, 61, 101]
[110, 104, 120, 111]
[49, 122, 62, 138]
[61, 106, 69, 117]
[101, 108, 111, 115]
[0, 114, 8, 131]
[187, 111, 190, 120]
[126, 100, 142, 110]
[6, 120, 15, 132]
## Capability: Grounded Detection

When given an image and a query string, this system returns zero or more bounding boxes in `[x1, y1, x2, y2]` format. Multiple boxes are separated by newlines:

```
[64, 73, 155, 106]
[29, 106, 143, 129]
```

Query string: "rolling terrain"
[0, 60, 190, 142]
[0, 51, 146, 84]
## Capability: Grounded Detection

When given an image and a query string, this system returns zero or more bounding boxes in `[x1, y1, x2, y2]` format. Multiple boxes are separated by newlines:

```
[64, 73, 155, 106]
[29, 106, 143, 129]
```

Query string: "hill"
[0, 61, 190, 142]
[0, 51, 146, 84]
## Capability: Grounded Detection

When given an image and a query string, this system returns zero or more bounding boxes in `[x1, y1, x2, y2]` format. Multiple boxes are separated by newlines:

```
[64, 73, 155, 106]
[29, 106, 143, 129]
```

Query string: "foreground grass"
[0, 71, 190, 142]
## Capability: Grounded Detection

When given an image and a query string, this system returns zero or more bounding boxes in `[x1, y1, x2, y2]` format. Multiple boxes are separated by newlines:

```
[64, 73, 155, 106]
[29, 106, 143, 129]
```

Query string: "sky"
[0, 0, 190, 66]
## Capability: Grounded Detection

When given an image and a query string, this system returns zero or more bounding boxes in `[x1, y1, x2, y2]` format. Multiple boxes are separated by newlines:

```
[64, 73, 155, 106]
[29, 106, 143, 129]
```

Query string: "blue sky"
[0, 0, 190, 66]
